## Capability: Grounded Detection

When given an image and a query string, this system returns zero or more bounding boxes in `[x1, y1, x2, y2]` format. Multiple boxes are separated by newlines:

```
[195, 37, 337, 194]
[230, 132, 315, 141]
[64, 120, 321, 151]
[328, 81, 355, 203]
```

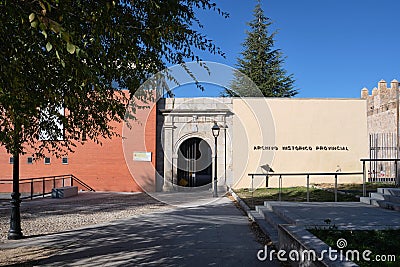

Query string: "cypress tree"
[229, 2, 297, 97]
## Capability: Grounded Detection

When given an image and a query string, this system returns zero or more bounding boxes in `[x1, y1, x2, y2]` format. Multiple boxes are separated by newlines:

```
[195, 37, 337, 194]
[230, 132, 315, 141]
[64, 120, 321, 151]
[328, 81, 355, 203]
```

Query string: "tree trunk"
[8, 152, 22, 239]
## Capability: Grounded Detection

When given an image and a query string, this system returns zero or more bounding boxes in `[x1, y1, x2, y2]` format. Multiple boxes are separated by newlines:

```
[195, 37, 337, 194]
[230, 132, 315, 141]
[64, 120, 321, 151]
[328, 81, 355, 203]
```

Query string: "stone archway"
[177, 137, 212, 187]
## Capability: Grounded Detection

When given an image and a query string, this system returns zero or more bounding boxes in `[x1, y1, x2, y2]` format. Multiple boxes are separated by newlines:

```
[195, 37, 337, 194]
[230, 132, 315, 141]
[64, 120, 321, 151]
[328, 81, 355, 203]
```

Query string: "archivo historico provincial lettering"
[253, 146, 350, 151]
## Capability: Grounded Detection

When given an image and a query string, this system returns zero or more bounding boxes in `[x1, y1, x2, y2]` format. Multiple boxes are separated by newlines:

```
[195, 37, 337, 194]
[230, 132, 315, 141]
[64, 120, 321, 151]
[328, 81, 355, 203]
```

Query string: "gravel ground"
[0, 193, 277, 266]
[0, 191, 170, 242]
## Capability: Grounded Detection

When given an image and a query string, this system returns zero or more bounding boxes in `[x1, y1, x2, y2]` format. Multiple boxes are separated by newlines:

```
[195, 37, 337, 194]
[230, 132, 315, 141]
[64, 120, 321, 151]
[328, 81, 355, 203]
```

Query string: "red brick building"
[0, 98, 157, 193]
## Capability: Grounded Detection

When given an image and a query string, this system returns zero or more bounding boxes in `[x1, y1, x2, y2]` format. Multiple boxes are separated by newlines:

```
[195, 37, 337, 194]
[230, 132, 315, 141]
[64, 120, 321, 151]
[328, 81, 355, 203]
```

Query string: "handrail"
[69, 174, 95, 192]
[0, 174, 94, 200]
[0, 174, 78, 182]
[248, 172, 363, 176]
[247, 171, 363, 206]
[360, 159, 400, 162]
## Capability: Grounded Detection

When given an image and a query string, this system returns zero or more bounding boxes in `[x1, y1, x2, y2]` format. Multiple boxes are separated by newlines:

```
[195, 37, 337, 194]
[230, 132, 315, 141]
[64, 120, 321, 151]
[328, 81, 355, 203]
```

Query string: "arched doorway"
[177, 137, 212, 187]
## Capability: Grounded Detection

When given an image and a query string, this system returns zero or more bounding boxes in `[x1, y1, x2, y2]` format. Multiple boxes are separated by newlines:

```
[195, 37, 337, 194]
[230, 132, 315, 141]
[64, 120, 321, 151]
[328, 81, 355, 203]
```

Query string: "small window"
[9, 157, 14, 164]
[62, 157, 68, 165]
[44, 157, 51, 165]
[27, 157, 33, 164]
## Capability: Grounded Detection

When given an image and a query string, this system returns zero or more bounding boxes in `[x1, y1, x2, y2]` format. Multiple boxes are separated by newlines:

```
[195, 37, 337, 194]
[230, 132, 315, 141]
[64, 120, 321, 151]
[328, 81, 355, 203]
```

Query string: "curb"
[228, 187, 359, 267]
[228, 187, 279, 245]
[228, 187, 251, 212]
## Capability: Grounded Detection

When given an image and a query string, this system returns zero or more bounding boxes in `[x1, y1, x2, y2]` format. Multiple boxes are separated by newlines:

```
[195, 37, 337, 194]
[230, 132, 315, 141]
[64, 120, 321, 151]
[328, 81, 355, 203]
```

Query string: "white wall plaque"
[133, 152, 152, 162]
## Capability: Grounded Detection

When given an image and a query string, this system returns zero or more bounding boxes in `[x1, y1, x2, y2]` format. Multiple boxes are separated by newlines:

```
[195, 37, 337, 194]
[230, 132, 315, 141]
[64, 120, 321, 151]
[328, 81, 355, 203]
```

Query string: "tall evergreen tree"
[229, 2, 297, 97]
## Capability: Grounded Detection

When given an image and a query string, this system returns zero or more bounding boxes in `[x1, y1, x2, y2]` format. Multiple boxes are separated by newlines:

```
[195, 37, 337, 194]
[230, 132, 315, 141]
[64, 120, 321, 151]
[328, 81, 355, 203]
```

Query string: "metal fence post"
[307, 175, 310, 202]
[394, 158, 400, 187]
[279, 175, 282, 201]
[251, 174, 254, 209]
[394, 160, 399, 185]
[30, 179, 33, 200]
[334, 174, 338, 202]
[42, 177, 45, 198]
[362, 160, 366, 197]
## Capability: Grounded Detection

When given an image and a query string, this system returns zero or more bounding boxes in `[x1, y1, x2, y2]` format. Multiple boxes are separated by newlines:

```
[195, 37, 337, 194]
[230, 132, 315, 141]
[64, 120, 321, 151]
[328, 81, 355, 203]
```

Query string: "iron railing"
[369, 133, 398, 182]
[248, 172, 364, 205]
[0, 174, 94, 200]
[360, 159, 400, 189]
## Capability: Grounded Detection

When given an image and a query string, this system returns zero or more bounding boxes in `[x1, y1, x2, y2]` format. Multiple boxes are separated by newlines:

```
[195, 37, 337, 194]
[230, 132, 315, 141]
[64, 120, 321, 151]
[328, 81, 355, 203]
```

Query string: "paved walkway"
[266, 201, 400, 230]
[1, 197, 280, 266]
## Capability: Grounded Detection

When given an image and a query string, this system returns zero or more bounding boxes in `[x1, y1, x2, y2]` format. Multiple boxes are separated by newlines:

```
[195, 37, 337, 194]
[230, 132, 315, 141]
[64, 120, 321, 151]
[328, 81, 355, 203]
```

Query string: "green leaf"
[61, 32, 71, 43]
[29, 13, 35, 22]
[66, 43, 76, 54]
[75, 46, 80, 56]
[31, 21, 38, 28]
[41, 30, 47, 39]
[0, 0, 226, 161]
[46, 42, 53, 52]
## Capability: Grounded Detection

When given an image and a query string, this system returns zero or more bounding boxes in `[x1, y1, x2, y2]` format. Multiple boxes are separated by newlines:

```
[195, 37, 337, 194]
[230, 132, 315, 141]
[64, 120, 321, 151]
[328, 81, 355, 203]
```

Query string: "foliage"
[0, 0, 227, 158]
[228, 3, 297, 97]
[234, 187, 358, 209]
[309, 229, 400, 266]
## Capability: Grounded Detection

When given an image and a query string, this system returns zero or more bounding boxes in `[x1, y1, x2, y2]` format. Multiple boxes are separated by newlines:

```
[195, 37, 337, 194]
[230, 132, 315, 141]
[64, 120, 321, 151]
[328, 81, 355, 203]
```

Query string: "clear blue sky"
[188, 0, 400, 98]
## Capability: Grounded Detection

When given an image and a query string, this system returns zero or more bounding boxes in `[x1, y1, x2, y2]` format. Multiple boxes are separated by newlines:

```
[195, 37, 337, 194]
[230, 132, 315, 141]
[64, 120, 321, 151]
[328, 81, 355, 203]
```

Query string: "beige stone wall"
[158, 98, 234, 190]
[362, 79, 399, 134]
[232, 98, 368, 189]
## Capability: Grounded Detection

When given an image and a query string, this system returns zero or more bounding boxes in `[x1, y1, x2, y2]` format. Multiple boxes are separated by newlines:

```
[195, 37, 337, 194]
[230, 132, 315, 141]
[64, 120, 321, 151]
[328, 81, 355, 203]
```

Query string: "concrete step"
[256, 206, 290, 230]
[248, 210, 279, 245]
[375, 200, 400, 211]
[370, 192, 385, 200]
[370, 192, 400, 204]
[370, 198, 380, 207]
[263, 201, 272, 210]
[377, 188, 400, 196]
[360, 196, 371, 204]
[263, 201, 296, 224]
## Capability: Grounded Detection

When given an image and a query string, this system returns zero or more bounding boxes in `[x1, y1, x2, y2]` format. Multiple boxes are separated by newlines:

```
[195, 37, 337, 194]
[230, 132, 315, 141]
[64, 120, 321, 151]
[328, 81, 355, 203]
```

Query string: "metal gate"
[369, 133, 397, 182]
[177, 137, 212, 187]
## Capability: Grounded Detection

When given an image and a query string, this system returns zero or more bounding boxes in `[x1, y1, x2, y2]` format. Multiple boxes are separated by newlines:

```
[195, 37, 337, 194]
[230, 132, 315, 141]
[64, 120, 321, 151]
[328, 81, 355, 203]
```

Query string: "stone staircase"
[360, 188, 400, 211]
[249, 202, 292, 244]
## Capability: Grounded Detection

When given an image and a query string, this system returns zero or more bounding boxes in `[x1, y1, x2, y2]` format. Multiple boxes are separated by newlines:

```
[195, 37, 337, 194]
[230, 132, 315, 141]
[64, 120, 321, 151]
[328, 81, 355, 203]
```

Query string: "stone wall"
[361, 79, 399, 134]
[157, 98, 234, 191]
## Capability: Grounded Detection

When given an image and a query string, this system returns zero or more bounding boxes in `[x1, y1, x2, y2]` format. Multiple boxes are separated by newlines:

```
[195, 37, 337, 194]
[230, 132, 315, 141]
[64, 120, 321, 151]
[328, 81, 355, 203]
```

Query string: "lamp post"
[212, 122, 220, 197]
[9, 127, 23, 239]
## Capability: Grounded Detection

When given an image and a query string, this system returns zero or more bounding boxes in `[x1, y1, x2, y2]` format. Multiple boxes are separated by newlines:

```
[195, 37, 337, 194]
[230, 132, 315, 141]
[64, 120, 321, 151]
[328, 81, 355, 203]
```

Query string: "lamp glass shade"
[212, 122, 220, 137]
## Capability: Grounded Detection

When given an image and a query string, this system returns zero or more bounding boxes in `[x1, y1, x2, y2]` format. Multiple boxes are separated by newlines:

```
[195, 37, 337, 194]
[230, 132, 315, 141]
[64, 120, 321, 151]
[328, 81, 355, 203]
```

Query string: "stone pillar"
[163, 115, 174, 191]
[379, 80, 389, 112]
[389, 80, 399, 101]
[361, 87, 369, 99]
[214, 117, 227, 190]
[378, 79, 387, 91]
[391, 79, 399, 90]
[372, 87, 378, 96]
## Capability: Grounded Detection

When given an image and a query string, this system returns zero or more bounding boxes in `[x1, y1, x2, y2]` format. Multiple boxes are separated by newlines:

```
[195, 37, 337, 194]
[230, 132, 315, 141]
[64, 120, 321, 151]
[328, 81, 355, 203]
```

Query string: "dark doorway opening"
[177, 137, 212, 187]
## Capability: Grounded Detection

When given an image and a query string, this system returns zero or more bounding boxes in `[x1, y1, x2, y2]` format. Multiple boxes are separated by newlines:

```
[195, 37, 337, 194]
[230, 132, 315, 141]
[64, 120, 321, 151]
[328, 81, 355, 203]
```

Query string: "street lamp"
[212, 122, 220, 197]
[8, 153, 22, 239]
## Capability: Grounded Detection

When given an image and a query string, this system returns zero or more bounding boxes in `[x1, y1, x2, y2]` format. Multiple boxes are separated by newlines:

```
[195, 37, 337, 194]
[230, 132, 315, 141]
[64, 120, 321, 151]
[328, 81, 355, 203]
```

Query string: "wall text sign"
[253, 145, 350, 151]
[133, 152, 152, 161]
